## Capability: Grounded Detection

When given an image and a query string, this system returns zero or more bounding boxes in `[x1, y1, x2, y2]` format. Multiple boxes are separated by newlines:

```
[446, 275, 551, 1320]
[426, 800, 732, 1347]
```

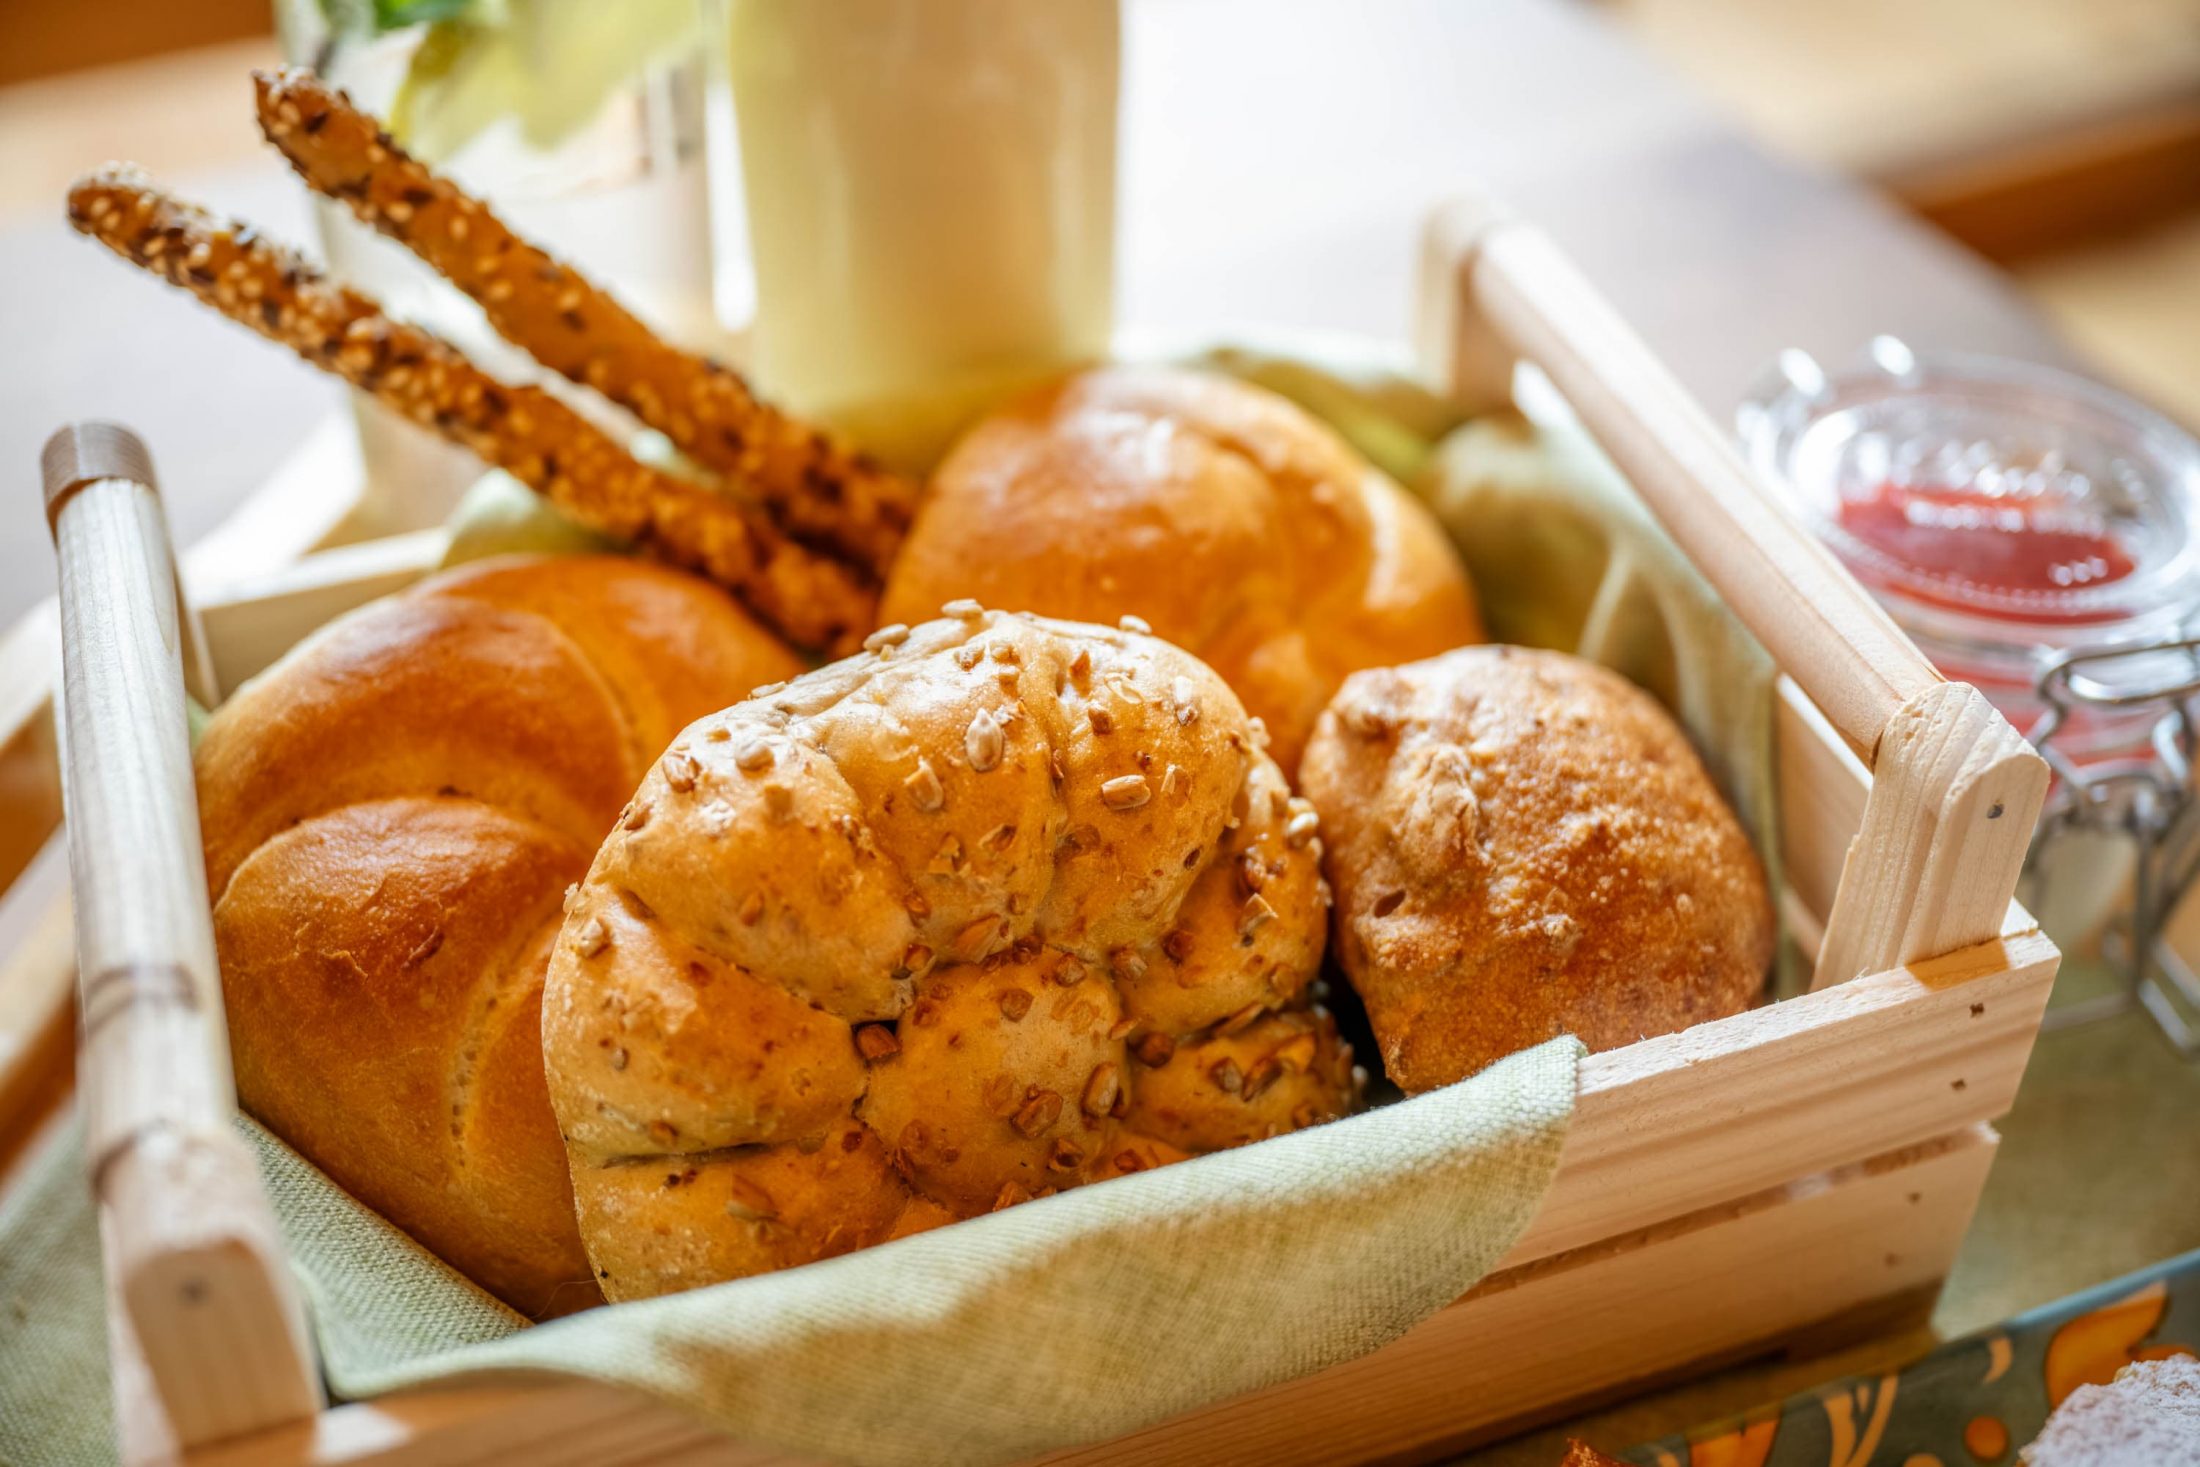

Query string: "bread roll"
[1300, 646, 1771, 1092]
[545, 607, 1359, 1301]
[196, 555, 802, 1315]
[879, 366, 1482, 773]
[2023, 1357, 2200, 1464]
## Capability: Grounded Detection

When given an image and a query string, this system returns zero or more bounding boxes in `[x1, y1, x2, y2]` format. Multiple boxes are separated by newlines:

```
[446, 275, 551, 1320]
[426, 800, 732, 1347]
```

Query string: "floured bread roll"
[2023, 1357, 2200, 1465]
[1301, 645, 1772, 1092]
[545, 607, 1360, 1300]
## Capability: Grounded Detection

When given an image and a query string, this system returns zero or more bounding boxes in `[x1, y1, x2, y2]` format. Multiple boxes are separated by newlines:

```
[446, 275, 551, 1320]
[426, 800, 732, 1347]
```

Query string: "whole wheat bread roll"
[196, 555, 802, 1315]
[879, 366, 1483, 774]
[545, 607, 1359, 1301]
[1301, 646, 1772, 1092]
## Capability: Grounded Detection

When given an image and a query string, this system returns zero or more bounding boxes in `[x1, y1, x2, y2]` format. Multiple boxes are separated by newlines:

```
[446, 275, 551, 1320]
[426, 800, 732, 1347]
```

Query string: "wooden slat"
[191, 1382, 761, 1467]
[1045, 1126, 1998, 1467]
[1500, 925, 2052, 1268]
[1775, 675, 1870, 930]
[0, 877, 73, 1182]
[1778, 888, 1827, 971]
[0, 598, 61, 900]
[49, 447, 323, 1454]
[201, 1129, 1996, 1467]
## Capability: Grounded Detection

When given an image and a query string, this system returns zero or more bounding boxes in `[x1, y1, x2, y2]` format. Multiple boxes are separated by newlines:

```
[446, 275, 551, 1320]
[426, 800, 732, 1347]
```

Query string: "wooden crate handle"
[1418, 200, 2048, 979]
[1420, 198, 1944, 758]
[44, 423, 322, 1456]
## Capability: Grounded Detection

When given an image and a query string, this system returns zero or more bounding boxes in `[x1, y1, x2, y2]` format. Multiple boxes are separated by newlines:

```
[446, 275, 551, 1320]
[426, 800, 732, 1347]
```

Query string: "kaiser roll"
[545, 607, 1359, 1301]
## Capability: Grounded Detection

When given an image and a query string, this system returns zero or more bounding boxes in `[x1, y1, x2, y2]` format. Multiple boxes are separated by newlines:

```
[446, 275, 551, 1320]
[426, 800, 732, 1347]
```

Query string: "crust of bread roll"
[197, 555, 802, 1314]
[1300, 646, 1772, 1093]
[880, 366, 1482, 773]
[546, 608, 1361, 1301]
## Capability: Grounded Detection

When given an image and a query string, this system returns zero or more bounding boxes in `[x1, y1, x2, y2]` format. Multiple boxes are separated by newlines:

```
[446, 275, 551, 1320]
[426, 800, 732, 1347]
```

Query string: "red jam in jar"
[1741, 338, 2200, 763]
[1836, 480, 2136, 615]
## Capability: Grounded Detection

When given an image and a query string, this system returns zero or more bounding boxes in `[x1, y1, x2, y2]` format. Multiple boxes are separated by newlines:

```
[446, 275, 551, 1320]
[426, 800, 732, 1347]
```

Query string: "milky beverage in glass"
[727, 0, 1119, 470]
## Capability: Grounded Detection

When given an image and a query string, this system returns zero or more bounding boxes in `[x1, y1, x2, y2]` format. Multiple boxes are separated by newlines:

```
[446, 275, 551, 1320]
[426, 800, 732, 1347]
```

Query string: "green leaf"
[388, 19, 513, 159]
[373, 0, 479, 30]
[388, 0, 699, 158]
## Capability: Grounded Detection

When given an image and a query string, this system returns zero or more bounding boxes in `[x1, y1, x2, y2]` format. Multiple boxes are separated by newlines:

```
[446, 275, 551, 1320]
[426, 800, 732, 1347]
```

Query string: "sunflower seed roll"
[546, 609, 1360, 1300]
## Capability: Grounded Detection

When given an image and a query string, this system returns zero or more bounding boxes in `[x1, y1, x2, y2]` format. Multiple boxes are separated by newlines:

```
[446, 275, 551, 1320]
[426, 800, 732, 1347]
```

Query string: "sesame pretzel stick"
[68, 167, 872, 654]
[254, 67, 919, 581]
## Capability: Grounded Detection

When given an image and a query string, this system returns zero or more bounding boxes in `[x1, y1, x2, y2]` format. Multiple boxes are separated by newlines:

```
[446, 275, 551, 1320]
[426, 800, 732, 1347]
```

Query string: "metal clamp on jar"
[1742, 337, 2200, 1054]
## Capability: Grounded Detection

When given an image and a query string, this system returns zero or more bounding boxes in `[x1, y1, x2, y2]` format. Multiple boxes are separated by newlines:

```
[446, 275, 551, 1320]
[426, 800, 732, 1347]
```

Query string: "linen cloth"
[0, 1041, 1579, 1467]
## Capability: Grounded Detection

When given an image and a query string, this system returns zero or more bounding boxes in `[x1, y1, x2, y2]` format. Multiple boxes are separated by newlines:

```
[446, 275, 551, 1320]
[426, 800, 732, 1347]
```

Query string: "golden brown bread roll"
[878, 366, 1483, 774]
[196, 555, 802, 1315]
[1299, 646, 1772, 1092]
[544, 607, 1360, 1301]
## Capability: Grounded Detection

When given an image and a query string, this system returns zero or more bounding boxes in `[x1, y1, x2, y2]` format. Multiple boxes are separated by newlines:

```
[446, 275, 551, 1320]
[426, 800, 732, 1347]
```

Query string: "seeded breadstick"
[67, 166, 872, 653]
[253, 67, 918, 581]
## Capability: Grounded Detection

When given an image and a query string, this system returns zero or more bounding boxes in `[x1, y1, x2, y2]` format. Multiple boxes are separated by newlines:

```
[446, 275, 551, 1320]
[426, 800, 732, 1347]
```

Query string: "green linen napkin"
[0, 1130, 117, 1467]
[0, 1040, 1581, 1467]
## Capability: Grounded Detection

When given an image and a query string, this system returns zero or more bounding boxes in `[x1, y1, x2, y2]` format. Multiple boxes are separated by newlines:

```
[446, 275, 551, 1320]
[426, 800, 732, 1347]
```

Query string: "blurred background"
[12, 0, 2197, 393]
[5, 0, 2198, 620]
[1616, 0, 2200, 425]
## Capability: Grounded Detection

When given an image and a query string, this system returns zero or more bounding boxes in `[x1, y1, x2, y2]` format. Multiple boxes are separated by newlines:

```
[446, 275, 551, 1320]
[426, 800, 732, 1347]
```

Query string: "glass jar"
[1740, 338, 2200, 763]
[1741, 339, 2200, 1003]
[276, 0, 719, 533]
[723, 0, 1119, 472]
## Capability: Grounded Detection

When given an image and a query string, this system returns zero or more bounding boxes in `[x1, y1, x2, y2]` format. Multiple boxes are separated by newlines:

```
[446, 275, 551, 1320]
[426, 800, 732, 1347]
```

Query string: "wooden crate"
[6, 202, 2056, 1466]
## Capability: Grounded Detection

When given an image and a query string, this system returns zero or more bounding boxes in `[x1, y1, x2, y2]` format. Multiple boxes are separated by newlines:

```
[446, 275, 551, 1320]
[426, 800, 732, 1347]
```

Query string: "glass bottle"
[723, 0, 1119, 471]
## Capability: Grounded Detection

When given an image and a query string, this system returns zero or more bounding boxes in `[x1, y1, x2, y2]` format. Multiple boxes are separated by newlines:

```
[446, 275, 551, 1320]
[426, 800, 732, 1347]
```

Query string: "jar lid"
[1739, 338, 2200, 654]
